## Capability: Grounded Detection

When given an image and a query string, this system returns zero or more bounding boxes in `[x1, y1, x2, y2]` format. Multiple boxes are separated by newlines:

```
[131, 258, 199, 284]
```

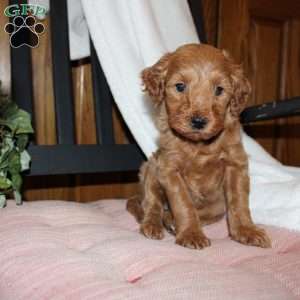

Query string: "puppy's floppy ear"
[141, 53, 172, 105]
[222, 50, 251, 118]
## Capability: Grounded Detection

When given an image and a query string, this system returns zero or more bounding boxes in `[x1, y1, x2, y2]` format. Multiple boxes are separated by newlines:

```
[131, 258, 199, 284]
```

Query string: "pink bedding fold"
[0, 200, 299, 299]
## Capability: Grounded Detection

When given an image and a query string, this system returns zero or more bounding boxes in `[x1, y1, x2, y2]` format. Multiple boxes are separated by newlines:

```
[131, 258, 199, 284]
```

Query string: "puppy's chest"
[181, 152, 226, 200]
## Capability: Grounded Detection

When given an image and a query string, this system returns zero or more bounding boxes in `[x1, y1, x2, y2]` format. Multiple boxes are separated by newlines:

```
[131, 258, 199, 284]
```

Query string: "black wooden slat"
[10, 0, 34, 117]
[241, 97, 300, 124]
[187, 0, 207, 43]
[90, 41, 115, 144]
[50, 0, 75, 144]
[27, 144, 144, 175]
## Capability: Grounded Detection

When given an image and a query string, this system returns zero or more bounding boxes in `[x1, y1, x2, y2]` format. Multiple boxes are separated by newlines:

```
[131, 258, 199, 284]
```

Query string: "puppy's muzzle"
[190, 116, 208, 130]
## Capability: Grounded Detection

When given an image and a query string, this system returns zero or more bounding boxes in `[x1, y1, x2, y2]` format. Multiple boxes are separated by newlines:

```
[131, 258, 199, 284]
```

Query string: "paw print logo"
[4, 16, 45, 48]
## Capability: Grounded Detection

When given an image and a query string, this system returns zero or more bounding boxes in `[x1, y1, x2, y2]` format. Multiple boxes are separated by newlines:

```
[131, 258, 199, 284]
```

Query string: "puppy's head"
[142, 43, 251, 142]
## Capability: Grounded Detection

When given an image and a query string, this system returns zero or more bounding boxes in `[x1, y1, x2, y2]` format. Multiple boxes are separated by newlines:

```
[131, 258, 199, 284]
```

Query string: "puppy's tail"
[126, 195, 144, 223]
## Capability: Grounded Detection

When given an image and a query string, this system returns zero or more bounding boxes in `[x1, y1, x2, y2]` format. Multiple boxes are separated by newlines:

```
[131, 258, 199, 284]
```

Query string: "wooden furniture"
[218, 0, 300, 165]
[9, 0, 300, 178]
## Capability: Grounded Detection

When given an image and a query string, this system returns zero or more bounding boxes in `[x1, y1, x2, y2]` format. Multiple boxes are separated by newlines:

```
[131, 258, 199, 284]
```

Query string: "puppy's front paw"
[140, 222, 164, 240]
[176, 230, 211, 250]
[230, 225, 271, 248]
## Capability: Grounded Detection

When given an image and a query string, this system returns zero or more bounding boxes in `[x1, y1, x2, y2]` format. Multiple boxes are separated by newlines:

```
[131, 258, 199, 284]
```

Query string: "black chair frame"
[10, 0, 300, 176]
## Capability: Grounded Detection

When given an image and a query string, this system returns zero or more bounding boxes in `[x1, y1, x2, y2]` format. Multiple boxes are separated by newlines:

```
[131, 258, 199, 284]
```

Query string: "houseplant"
[0, 83, 33, 207]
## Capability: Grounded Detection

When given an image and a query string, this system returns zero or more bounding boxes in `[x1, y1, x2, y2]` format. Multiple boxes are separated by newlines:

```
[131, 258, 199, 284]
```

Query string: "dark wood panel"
[50, 0, 75, 145]
[24, 15, 75, 201]
[71, 60, 140, 202]
[249, 0, 300, 20]
[73, 61, 97, 145]
[247, 19, 283, 155]
[280, 20, 300, 166]
[241, 97, 300, 123]
[188, 0, 207, 42]
[90, 42, 115, 145]
[219, 0, 300, 166]
[202, 0, 219, 46]
[31, 17, 57, 145]
[27, 145, 144, 176]
[9, 0, 34, 116]
[218, 0, 250, 64]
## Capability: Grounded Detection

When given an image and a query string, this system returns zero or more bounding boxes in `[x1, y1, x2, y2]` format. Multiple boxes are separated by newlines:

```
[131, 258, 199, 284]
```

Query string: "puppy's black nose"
[191, 116, 207, 130]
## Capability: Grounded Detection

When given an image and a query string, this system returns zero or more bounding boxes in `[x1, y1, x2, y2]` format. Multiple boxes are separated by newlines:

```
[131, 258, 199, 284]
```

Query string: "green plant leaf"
[0, 137, 14, 170]
[2, 108, 34, 135]
[16, 134, 29, 151]
[8, 151, 21, 174]
[0, 158, 9, 170]
[15, 109, 34, 135]
[0, 102, 18, 132]
[13, 190, 22, 205]
[0, 101, 18, 119]
[0, 87, 33, 205]
[0, 176, 12, 189]
[11, 173, 22, 191]
[3, 134, 14, 146]
[0, 149, 10, 170]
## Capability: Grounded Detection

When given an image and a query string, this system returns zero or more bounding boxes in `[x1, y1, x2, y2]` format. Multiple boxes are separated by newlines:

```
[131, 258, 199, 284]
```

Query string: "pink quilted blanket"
[0, 200, 299, 300]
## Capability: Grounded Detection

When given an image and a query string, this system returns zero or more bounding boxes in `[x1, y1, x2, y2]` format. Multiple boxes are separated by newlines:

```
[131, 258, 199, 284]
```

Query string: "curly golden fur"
[127, 44, 271, 249]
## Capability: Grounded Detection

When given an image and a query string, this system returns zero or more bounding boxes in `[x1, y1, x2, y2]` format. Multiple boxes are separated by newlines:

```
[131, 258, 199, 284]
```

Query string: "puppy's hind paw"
[140, 222, 164, 240]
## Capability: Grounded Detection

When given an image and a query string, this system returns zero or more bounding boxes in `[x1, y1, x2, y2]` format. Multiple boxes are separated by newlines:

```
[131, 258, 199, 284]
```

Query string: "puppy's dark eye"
[175, 83, 186, 93]
[215, 86, 224, 96]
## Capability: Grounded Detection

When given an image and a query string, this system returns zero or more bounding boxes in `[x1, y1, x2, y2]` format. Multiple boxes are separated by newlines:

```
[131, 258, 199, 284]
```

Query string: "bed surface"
[0, 199, 299, 300]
